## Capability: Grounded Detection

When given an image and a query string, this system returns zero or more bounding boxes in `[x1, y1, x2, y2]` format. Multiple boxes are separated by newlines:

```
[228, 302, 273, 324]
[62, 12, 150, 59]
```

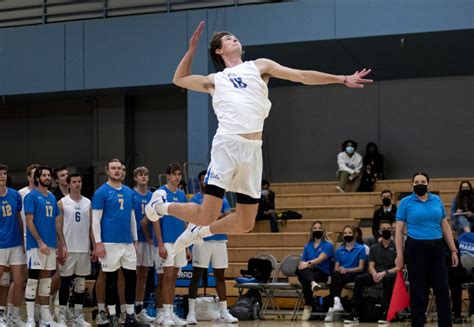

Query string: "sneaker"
[8, 317, 26, 327]
[66, 308, 74, 322]
[124, 314, 149, 327]
[73, 314, 91, 327]
[97, 311, 110, 327]
[378, 319, 390, 325]
[145, 190, 167, 222]
[333, 298, 344, 312]
[344, 315, 359, 324]
[217, 311, 238, 323]
[0, 311, 7, 327]
[24, 320, 34, 327]
[301, 307, 312, 321]
[174, 225, 204, 254]
[186, 312, 197, 325]
[34, 310, 41, 325]
[40, 320, 58, 327]
[56, 307, 67, 327]
[324, 308, 335, 322]
[110, 315, 120, 327]
[119, 312, 127, 325]
[165, 313, 187, 326]
[311, 281, 322, 291]
[136, 311, 155, 324]
[154, 312, 163, 325]
[336, 186, 345, 193]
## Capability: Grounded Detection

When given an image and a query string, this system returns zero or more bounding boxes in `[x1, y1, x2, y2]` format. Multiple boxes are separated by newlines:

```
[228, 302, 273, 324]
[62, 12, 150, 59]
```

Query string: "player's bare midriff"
[239, 132, 262, 140]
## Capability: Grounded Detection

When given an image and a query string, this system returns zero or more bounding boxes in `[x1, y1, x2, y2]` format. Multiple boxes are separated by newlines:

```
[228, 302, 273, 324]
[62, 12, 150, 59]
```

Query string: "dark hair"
[365, 142, 379, 155]
[380, 189, 392, 196]
[198, 170, 207, 180]
[105, 159, 122, 173]
[52, 165, 67, 181]
[379, 220, 392, 228]
[341, 139, 358, 151]
[166, 162, 182, 175]
[261, 179, 270, 187]
[25, 164, 40, 177]
[412, 172, 430, 183]
[209, 31, 233, 66]
[455, 180, 474, 212]
[33, 166, 52, 186]
[0, 164, 8, 172]
[355, 227, 364, 245]
[66, 173, 82, 184]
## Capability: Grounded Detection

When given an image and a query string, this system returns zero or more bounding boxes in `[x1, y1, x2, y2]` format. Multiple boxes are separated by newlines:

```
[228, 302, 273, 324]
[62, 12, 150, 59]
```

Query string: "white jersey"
[212, 61, 271, 135]
[18, 187, 32, 237]
[61, 195, 91, 253]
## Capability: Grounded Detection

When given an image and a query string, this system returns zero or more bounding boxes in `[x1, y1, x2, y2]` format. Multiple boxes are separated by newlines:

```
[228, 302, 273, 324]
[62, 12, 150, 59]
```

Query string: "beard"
[39, 180, 51, 187]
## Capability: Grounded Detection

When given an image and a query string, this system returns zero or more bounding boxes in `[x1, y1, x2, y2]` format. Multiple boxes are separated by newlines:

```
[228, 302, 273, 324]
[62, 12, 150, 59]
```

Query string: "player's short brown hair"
[209, 31, 236, 67]
[133, 166, 149, 178]
[0, 164, 8, 172]
[166, 163, 181, 175]
[105, 158, 122, 172]
[25, 164, 40, 177]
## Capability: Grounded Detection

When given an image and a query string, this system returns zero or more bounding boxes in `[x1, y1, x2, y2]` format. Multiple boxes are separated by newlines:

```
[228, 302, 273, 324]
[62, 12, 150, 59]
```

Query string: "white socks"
[219, 300, 228, 314]
[188, 299, 196, 314]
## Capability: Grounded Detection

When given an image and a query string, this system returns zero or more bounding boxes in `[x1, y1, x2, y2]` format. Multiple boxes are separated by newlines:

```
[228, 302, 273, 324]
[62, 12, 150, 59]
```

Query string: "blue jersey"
[0, 188, 23, 248]
[190, 193, 230, 241]
[335, 243, 367, 269]
[24, 189, 59, 250]
[301, 240, 334, 275]
[92, 183, 133, 244]
[132, 189, 153, 243]
[156, 185, 187, 244]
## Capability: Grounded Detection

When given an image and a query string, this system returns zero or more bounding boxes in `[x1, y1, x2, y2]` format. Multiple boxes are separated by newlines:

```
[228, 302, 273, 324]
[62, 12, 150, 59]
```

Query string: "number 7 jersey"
[61, 195, 91, 253]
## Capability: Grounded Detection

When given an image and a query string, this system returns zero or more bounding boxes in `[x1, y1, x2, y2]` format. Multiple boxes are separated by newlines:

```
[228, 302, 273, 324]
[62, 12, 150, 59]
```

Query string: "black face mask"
[313, 231, 323, 240]
[414, 184, 428, 196]
[382, 198, 391, 206]
[381, 230, 392, 240]
[343, 235, 354, 243]
[461, 190, 471, 196]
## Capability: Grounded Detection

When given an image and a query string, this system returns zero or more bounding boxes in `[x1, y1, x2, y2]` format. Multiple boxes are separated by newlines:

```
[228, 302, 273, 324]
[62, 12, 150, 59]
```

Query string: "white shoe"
[40, 320, 58, 327]
[217, 311, 238, 323]
[174, 225, 203, 254]
[163, 314, 186, 326]
[311, 281, 322, 291]
[73, 314, 91, 327]
[66, 308, 74, 322]
[377, 319, 389, 325]
[186, 312, 197, 324]
[324, 308, 335, 322]
[137, 310, 155, 323]
[56, 307, 67, 327]
[34, 310, 41, 325]
[97, 310, 110, 326]
[154, 312, 163, 325]
[24, 319, 35, 327]
[301, 307, 312, 321]
[333, 298, 344, 312]
[145, 190, 167, 222]
[118, 312, 126, 325]
[336, 186, 345, 193]
[8, 317, 26, 327]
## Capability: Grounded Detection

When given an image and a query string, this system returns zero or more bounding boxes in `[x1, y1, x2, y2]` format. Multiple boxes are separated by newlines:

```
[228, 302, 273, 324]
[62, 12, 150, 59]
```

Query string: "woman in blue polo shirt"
[296, 221, 335, 321]
[395, 172, 458, 327]
[325, 225, 366, 322]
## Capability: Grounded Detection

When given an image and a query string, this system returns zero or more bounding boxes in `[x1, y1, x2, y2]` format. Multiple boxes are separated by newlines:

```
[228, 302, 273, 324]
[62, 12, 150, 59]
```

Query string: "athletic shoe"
[72, 314, 91, 327]
[174, 225, 204, 254]
[110, 315, 120, 327]
[216, 311, 238, 323]
[0, 311, 7, 327]
[336, 186, 345, 193]
[333, 297, 344, 312]
[154, 312, 163, 325]
[124, 314, 149, 327]
[34, 309, 41, 325]
[344, 315, 359, 324]
[324, 308, 335, 322]
[136, 311, 155, 324]
[162, 313, 186, 326]
[66, 308, 74, 322]
[186, 312, 197, 325]
[377, 319, 390, 325]
[56, 307, 66, 327]
[119, 312, 126, 325]
[97, 311, 110, 327]
[311, 281, 322, 291]
[145, 190, 167, 222]
[39, 320, 58, 327]
[301, 307, 312, 321]
[24, 320, 34, 327]
[8, 317, 26, 327]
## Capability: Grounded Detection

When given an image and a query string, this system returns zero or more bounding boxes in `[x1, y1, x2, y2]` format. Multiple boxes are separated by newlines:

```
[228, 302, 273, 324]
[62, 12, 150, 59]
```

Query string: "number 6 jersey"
[61, 195, 91, 253]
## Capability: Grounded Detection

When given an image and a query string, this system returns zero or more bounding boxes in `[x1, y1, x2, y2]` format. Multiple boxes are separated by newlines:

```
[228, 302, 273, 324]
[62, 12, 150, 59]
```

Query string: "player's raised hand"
[189, 21, 205, 50]
[344, 68, 373, 88]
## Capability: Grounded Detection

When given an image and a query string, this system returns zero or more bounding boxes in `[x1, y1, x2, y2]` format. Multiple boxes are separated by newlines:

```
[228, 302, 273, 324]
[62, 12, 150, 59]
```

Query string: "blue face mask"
[345, 146, 355, 154]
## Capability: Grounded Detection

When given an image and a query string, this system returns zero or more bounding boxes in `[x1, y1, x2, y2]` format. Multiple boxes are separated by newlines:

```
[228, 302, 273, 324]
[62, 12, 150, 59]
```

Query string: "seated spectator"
[447, 239, 467, 324]
[296, 221, 335, 321]
[345, 220, 398, 324]
[336, 140, 363, 193]
[355, 227, 370, 255]
[372, 190, 397, 241]
[325, 225, 366, 322]
[256, 179, 279, 233]
[359, 142, 384, 192]
[451, 181, 474, 236]
[456, 232, 474, 322]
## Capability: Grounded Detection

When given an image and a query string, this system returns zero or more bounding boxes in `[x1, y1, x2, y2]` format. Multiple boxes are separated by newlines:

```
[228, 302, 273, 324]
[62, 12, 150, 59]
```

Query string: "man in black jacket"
[372, 190, 396, 240]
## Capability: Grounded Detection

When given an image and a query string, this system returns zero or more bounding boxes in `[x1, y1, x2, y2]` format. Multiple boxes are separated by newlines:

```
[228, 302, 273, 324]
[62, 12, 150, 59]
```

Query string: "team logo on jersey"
[209, 172, 221, 181]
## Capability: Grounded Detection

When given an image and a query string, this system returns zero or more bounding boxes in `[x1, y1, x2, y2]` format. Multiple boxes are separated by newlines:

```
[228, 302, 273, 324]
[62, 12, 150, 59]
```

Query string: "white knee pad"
[38, 278, 51, 297]
[74, 277, 86, 293]
[1, 272, 10, 287]
[25, 279, 38, 300]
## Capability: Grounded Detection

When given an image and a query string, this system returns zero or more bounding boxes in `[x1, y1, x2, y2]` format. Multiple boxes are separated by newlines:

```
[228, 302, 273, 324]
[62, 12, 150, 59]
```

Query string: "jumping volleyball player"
[146, 21, 372, 252]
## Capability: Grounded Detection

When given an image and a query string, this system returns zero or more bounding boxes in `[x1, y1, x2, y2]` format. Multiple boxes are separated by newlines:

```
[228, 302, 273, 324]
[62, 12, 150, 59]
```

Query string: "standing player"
[91, 159, 146, 327]
[24, 166, 68, 327]
[52, 166, 69, 201]
[151, 163, 189, 326]
[186, 171, 237, 324]
[146, 21, 373, 252]
[57, 173, 92, 327]
[0, 165, 26, 327]
[131, 167, 154, 323]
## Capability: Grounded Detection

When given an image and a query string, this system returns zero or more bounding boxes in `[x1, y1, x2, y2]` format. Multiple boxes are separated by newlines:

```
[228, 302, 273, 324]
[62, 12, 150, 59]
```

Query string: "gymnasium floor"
[167, 322, 461, 327]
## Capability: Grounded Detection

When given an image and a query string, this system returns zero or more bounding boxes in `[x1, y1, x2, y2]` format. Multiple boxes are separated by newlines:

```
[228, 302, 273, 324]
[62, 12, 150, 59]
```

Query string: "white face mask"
[261, 189, 270, 197]
[345, 146, 355, 154]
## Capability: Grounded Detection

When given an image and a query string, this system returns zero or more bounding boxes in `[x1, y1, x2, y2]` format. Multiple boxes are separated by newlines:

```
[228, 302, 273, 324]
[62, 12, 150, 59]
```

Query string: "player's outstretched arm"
[255, 58, 373, 88]
[172, 21, 215, 94]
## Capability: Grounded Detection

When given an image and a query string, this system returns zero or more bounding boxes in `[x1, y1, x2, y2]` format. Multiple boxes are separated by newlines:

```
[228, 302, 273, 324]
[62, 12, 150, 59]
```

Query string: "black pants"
[448, 264, 467, 317]
[295, 267, 329, 306]
[405, 237, 452, 327]
[329, 270, 362, 307]
[352, 272, 396, 315]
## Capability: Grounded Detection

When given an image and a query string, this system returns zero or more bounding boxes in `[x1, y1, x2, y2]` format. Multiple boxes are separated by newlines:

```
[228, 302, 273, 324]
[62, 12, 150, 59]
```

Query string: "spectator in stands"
[296, 221, 335, 321]
[359, 142, 384, 192]
[451, 181, 474, 236]
[325, 225, 366, 322]
[458, 232, 474, 322]
[372, 190, 397, 241]
[336, 140, 362, 193]
[346, 220, 398, 324]
[256, 180, 279, 233]
[355, 227, 370, 255]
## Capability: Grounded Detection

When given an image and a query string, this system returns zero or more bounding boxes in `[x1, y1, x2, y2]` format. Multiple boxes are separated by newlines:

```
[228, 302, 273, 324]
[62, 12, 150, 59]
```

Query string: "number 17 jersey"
[61, 195, 91, 253]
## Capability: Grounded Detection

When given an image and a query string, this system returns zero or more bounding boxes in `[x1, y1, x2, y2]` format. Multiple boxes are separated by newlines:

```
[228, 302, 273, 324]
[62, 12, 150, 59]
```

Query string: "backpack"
[239, 258, 272, 283]
[229, 289, 261, 320]
[358, 285, 384, 322]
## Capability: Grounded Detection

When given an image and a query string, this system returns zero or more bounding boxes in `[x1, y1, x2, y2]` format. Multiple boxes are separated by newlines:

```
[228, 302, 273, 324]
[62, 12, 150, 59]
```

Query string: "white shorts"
[0, 246, 26, 266]
[206, 134, 262, 199]
[154, 243, 187, 270]
[136, 242, 154, 267]
[27, 248, 57, 270]
[59, 252, 91, 277]
[192, 241, 228, 269]
[99, 243, 136, 272]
